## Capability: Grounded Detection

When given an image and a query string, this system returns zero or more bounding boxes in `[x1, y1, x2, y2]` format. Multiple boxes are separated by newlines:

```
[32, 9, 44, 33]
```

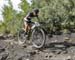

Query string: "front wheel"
[31, 28, 46, 48]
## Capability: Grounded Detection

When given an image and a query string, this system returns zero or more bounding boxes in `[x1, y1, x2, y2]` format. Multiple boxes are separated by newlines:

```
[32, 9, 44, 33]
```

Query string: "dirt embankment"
[0, 33, 75, 60]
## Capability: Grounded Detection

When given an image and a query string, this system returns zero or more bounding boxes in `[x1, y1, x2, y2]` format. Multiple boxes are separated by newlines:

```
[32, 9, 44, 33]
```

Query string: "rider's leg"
[24, 20, 31, 35]
[24, 22, 28, 35]
[28, 23, 31, 33]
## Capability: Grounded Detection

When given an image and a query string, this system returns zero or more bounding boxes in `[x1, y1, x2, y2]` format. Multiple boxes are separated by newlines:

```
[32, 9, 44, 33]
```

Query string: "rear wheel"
[31, 28, 46, 48]
[17, 30, 27, 44]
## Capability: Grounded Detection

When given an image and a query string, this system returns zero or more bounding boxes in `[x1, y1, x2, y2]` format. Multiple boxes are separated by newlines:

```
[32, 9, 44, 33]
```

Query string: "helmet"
[33, 8, 39, 14]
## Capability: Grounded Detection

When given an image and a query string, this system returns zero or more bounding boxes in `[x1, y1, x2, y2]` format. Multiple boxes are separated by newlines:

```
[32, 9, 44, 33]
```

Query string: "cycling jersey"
[24, 12, 38, 23]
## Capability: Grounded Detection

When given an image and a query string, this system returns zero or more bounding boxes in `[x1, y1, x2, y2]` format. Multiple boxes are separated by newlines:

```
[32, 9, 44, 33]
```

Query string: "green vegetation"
[31, 0, 75, 33]
[0, 0, 30, 35]
[0, 0, 75, 35]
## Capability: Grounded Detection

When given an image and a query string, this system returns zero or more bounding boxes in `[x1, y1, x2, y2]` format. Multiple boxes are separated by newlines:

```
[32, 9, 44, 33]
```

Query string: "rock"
[1, 53, 9, 60]
[7, 34, 13, 38]
[44, 53, 48, 59]
[48, 53, 53, 58]
[66, 56, 72, 60]
[24, 51, 36, 58]
[62, 51, 68, 54]
[56, 51, 61, 54]
[49, 55, 53, 58]
[21, 43, 27, 48]
[64, 37, 70, 40]
[52, 49, 62, 54]
[0, 35, 5, 40]
[34, 50, 40, 54]
[22, 45, 27, 48]
[44, 53, 54, 60]
[18, 57, 22, 60]
[51, 50, 56, 53]
[26, 59, 30, 60]
[29, 51, 36, 56]
[0, 48, 5, 53]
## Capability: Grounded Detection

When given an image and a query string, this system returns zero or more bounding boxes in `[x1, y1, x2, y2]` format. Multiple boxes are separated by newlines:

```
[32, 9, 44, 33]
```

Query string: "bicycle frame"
[31, 22, 41, 29]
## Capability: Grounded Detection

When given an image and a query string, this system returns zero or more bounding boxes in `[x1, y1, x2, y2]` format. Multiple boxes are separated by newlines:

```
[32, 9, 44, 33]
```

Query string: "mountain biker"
[23, 8, 39, 35]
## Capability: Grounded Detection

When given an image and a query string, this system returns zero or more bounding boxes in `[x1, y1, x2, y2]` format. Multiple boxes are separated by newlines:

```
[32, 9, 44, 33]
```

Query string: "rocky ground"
[0, 33, 75, 60]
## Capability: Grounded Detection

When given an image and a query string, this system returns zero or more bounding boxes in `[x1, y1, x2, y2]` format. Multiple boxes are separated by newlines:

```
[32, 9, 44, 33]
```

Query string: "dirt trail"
[0, 33, 75, 60]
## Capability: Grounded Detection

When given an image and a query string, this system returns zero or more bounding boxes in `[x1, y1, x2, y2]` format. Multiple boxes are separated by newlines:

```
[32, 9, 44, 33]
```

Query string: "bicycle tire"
[31, 28, 46, 48]
[17, 30, 27, 44]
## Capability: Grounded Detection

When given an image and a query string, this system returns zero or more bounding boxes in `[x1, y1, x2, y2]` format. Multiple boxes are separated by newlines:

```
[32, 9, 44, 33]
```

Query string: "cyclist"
[23, 8, 39, 35]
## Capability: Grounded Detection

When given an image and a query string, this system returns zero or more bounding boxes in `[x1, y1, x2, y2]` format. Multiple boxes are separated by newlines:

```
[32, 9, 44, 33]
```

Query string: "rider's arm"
[36, 15, 39, 20]
[36, 15, 40, 22]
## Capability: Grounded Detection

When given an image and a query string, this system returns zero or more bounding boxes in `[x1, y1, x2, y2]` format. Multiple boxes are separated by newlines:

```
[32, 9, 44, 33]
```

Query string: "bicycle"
[17, 21, 46, 48]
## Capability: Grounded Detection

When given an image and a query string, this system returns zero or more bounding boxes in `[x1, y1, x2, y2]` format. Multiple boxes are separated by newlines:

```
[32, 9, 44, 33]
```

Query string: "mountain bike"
[17, 21, 46, 48]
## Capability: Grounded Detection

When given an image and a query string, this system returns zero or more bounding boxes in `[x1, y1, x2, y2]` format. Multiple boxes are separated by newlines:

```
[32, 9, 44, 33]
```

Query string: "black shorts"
[24, 18, 31, 24]
[26, 20, 31, 23]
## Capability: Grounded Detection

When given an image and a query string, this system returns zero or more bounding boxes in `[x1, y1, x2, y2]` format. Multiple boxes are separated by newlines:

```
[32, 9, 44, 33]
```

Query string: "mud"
[0, 33, 75, 60]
